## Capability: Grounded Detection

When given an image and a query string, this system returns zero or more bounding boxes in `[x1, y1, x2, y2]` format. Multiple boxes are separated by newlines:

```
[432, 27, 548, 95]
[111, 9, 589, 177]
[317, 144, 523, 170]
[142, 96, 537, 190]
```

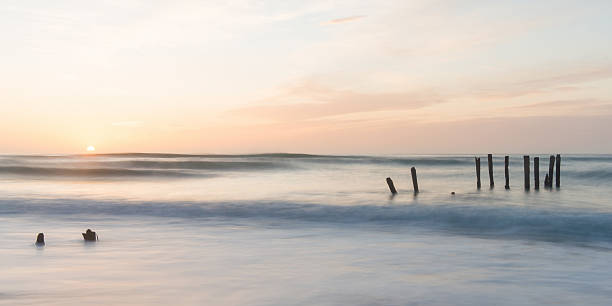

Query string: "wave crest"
[2, 198, 612, 245]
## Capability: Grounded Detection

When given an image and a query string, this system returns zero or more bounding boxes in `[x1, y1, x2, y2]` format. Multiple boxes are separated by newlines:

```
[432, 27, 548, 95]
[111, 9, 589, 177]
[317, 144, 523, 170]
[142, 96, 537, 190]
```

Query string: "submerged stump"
[35, 233, 45, 245]
[82, 229, 98, 241]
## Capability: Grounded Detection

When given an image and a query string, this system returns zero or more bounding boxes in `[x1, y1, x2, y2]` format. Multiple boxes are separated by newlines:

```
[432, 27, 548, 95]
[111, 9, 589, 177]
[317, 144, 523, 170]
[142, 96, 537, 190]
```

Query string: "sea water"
[1, 154, 611, 305]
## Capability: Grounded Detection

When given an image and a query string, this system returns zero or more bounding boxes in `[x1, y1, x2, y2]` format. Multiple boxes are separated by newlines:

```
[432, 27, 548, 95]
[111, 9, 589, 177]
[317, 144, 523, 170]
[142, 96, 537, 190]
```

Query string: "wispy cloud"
[322, 15, 366, 25]
[232, 80, 443, 122]
[511, 99, 600, 110]
[462, 64, 612, 100]
[496, 99, 612, 118]
[111, 121, 143, 127]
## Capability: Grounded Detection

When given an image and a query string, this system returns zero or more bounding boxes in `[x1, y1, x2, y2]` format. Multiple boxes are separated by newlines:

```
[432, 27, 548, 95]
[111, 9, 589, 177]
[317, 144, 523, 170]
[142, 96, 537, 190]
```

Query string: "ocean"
[1, 153, 611, 305]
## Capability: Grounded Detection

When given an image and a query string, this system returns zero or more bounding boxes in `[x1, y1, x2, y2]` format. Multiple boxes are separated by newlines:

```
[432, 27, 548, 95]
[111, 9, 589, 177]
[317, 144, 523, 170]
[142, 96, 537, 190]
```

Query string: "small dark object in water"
[82, 229, 98, 241]
[36, 233, 45, 245]
[451, 192, 455, 195]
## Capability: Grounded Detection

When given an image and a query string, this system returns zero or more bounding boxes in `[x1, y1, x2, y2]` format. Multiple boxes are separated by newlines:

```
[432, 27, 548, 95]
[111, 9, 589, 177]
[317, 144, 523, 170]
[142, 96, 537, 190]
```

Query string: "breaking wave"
[0, 166, 203, 178]
[2, 198, 612, 245]
[563, 169, 612, 180]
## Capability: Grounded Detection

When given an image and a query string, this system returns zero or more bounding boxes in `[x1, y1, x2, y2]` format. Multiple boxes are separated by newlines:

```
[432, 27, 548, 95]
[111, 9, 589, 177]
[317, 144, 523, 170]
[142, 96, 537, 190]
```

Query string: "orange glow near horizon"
[0, 1, 611, 154]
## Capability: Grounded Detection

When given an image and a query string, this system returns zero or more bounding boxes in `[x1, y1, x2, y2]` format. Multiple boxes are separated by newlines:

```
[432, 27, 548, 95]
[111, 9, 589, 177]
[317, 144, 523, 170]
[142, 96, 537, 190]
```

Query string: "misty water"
[1, 154, 612, 305]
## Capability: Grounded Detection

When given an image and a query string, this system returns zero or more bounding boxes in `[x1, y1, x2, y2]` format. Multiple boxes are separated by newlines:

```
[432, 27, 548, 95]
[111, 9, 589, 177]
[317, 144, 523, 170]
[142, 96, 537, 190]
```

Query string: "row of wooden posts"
[385, 154, 561, 194]
[476, 154, 561, 190]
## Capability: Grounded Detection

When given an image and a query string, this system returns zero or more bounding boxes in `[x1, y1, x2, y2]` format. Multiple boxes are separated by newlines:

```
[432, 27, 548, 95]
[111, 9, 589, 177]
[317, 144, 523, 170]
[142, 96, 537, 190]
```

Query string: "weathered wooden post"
[547, 155, 555, 188]
[411, 167, 419, 193]
[523, 155, 530, 190]
[386, 177, 397, 194]
[475, 157, 481, 189]
[504, 156, 510, 189]
[488, 154, 494, 188]
[555, 154, 561, 188]
[534, 157, 540, 189]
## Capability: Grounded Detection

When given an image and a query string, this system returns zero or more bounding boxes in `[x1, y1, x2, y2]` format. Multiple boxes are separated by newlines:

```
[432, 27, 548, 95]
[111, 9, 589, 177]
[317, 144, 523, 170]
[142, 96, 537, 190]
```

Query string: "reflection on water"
[2, 216, 612, 306]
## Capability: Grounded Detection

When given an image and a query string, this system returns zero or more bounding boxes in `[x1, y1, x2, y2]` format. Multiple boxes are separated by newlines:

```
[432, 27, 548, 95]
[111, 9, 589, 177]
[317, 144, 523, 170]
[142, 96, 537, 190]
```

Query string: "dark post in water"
[555, 154, 561, 188]
[534, 157, 540, 189]
[488, 154, 494, 188]
[475, 157, 481, 189]
[504, 156, 510, 189]
[386, 177, 397, 194]
[524, 155, 530, 190]
[411, 167, 419, 193]
[547, 155, 555, 188]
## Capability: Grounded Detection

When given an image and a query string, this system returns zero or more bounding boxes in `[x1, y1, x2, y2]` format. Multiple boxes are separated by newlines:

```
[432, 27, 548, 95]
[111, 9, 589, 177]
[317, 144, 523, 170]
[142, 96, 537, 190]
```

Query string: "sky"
[1, 0, 611, 154]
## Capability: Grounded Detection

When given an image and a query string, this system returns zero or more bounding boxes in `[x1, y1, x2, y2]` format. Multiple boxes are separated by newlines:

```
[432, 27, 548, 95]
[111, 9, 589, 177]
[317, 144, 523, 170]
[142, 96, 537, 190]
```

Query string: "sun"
[86, 145, 96, 152]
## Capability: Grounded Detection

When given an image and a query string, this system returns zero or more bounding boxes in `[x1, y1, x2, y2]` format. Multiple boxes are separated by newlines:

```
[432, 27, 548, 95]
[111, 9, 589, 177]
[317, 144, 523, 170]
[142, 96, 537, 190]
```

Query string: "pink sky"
[1, 0, 611, 154]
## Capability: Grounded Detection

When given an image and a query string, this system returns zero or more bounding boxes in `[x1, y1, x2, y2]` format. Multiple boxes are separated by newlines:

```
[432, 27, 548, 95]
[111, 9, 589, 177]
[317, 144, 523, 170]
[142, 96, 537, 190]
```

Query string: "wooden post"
[534, 157, 540, 189]
[555, 154, 561, 188]
[411, 167, 419, 193]
[524, 155, 530, 190]
[488, 154, 494, 188]
[504, 156, 510, 189]
[475, 157, 481, 189]
[386, 177, 397, 194]
[547, 155, 555, 188]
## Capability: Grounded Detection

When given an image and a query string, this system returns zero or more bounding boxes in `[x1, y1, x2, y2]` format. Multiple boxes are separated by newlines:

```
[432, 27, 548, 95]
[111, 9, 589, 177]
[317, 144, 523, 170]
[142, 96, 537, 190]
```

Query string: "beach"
[1, 154, 612, 305]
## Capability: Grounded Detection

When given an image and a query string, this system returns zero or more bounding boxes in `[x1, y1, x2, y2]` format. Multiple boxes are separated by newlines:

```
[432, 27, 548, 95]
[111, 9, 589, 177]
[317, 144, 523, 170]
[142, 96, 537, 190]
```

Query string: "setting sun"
[86, 145, 95, 152]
